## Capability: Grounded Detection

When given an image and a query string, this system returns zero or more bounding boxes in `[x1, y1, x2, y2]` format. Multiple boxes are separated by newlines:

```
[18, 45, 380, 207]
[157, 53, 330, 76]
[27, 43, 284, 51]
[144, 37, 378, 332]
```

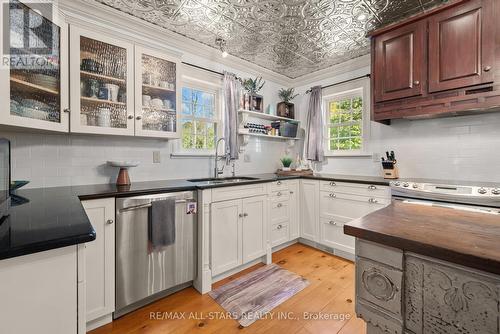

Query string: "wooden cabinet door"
[374, 20, 426, 102]
[81, 198, 115, 325]
[210, 199, 242, 276]
[241, 196, 267, 263]
[300, 180, 319, 242]
[428, 0, 494, 92]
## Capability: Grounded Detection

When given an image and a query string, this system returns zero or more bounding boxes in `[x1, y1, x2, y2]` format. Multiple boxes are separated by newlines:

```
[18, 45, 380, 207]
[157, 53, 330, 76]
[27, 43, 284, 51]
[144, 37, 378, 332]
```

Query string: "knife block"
[382, 162, 399, 179]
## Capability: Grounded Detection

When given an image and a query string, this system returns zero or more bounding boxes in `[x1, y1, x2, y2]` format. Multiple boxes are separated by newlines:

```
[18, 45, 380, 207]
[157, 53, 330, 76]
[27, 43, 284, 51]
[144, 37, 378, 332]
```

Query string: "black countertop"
[0, 173, 391, 261]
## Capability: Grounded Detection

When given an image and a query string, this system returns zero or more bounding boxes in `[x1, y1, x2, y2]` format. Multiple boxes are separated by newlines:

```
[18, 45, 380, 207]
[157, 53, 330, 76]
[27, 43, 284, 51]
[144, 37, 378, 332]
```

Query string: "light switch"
[153, 151, 161, 163]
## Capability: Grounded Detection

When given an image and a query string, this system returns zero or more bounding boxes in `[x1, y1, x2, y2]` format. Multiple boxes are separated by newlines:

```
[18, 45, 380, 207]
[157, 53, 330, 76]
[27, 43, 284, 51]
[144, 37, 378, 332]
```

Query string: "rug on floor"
[209, 263, 310, 327]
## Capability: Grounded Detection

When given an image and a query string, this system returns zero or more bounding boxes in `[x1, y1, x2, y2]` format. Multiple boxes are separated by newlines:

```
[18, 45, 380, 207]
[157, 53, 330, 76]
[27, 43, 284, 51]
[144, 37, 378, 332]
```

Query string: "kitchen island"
[344, 200, 500, 334]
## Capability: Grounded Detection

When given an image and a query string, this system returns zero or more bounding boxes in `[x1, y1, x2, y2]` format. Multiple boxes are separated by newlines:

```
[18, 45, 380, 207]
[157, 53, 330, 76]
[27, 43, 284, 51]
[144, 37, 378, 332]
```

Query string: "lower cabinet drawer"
[320, 191, 389, 219]
[356, 257, 403, 319]
[320, 181, 390, 198]
[271, 222, 289, 247]
[319, 217, 354, 254]
[212, 183, 266, 202]
[270, 198, 290, 223]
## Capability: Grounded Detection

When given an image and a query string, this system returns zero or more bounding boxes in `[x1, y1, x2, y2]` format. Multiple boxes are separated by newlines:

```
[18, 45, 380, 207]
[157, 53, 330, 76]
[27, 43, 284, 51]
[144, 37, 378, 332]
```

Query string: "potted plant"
[280, 156, 293, 171]
[277, 88, 299, 119]
[241, 76, 265, 112]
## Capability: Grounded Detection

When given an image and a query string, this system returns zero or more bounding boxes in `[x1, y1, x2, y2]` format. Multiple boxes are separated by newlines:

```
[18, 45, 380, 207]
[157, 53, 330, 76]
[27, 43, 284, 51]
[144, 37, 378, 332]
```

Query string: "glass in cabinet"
[0, 0, 69, 132]
[70, 26, 134, 135]
[135, 46, 180, 138]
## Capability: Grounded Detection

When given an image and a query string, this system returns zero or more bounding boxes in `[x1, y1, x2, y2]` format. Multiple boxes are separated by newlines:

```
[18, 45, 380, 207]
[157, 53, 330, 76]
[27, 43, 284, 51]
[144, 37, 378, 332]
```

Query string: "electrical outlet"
[153, 151, 161, 163]
[244, 154, 251, 162]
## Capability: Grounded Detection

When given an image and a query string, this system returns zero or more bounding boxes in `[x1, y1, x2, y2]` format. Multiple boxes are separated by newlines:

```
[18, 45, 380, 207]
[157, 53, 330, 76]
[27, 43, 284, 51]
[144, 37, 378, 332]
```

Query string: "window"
[180, 86, 218, 152]
[323, 79, 370, 156]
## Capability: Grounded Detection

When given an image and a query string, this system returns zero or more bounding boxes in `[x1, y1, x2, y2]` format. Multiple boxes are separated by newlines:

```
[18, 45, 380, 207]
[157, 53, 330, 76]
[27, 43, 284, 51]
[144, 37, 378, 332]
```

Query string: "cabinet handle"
[136, 116, 142, 120]
[413, 80, 420, 85]
[277, 203, 283, 208]
[127, 115, 134, 119]
[243, 213, 248, 217]
[290, 191, 294, 194]
[277, 181, 282, 185]
[63, 108, 70, 113]
[368, 198, 379, 204]
[106, 219, 114, 225]
[329, 181, 336, 186]
[368, 185, 377, 190]
[277, 224, 283, 230]
[239, 213, 244, 218]
[329, 193, 336, 198]
[329, 221, 337, 226]
[484, 66, 492, 72]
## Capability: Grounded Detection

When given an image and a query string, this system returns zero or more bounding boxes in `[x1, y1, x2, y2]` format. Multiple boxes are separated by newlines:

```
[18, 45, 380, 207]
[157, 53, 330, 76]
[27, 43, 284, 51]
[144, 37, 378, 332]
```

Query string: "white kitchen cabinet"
[0, 5, 69, 132]
[211, 199, 242, 276]
[242, 195, 267, 262]
[268, 180, 299, 248]
[0, 246, 78, 334]
[134, 46, 181, 138]
[210, 196, 267, 276]
[320, 217, 355, 254]
[81, 198, 115, 330]
[300, 179, 320, 242]
[289, 181, 300, 240]
[70, 26, 135, 135]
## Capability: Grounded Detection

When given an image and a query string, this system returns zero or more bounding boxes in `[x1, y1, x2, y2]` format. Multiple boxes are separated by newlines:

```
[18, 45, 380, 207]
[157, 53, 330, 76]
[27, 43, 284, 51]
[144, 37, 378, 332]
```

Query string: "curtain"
[305, 86, 324, 162]
[223, 71, 240, 160]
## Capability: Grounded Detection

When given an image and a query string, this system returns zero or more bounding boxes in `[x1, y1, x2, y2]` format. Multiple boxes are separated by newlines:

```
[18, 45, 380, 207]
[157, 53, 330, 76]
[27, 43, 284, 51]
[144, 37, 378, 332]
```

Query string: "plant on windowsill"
[277, 88, 299, 119]
[280, 156, 293, 171]
[241, 76, 265, 113]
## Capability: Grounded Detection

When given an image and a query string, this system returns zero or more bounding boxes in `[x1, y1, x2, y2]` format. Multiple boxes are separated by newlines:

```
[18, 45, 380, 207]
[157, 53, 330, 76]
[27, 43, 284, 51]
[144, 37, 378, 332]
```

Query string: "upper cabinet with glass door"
[0, 0, 69, 132]
[134, 46, 181, 138]
[69, 26, 134, 135]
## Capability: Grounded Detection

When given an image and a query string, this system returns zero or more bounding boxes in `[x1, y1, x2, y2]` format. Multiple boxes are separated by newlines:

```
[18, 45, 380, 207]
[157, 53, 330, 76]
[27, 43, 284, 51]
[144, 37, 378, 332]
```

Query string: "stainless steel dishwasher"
[115, 191, 197, 318]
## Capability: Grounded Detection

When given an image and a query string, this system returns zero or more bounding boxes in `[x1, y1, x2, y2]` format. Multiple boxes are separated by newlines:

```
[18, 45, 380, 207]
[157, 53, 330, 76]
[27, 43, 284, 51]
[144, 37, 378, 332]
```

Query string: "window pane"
[182, 102, 191, 115]
[338, 138, 351, 150]
[351, 124, 361, 137]
[202, 92, 214, 106]
[352, 97, 363, 109]
[195, 120, 206, 135]
[352, 108, 362, 121]
[329, 139, 338, 151]
[352, 137, 362, 149]
[338, 126, 350, 138]
[204, 105, 214, 118]
[195, 134, 205, 149]
[194, 103, 203, 117]
[340, 112, 351, 123]
[329, 127, 338, 139]
[182, 88, 191, 102]
[207, 122, 215, 149]
[193, 90, 203, 104]
[338, 99, 351, 110]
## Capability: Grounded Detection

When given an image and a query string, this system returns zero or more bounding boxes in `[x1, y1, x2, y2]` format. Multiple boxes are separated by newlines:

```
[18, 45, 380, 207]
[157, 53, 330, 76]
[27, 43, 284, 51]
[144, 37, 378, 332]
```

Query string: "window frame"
[322, 78, 371, 157]
[173, 74, 222, 157]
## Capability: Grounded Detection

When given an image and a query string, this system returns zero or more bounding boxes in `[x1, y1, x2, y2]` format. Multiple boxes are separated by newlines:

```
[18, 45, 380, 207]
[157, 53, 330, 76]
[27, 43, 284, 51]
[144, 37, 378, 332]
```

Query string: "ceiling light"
[215, 37, 228, 58]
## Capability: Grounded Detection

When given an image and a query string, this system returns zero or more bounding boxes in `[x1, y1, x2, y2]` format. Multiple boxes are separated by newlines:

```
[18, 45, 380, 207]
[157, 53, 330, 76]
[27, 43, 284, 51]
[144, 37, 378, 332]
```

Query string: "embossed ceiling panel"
[95, 0, 446, 79]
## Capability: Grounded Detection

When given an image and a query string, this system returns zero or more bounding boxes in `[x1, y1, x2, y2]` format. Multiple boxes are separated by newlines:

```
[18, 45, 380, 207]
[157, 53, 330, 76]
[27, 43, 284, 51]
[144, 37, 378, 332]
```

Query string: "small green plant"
[280, 156, 293, 168]
[242, 76, 265, 94]
[278, 88, 299, 103]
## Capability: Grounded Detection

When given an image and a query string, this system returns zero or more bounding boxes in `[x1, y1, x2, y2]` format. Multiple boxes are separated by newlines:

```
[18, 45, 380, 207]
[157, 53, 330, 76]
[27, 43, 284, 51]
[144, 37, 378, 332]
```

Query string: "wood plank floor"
[90, 243, 365, 334]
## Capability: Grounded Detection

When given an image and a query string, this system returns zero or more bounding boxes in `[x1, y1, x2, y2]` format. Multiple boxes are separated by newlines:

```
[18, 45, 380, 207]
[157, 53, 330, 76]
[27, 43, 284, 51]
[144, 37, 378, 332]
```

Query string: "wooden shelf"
[238, 109, 300, 123]
[81, 70, 126, 84]
[142, 84, 175, 94]
[10, 77, 59, 95]
[238, 130, 300, 140]
[81, 96, 126, 106]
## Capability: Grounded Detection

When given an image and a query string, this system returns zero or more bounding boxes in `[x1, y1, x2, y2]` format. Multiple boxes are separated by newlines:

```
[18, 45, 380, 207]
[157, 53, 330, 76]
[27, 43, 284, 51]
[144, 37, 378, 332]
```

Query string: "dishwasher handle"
[119, 198, 195, 213]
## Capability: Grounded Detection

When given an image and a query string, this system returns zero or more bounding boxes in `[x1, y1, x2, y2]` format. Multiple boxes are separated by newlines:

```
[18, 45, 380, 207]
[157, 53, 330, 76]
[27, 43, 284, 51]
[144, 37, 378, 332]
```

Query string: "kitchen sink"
[187, 176, 259, 185]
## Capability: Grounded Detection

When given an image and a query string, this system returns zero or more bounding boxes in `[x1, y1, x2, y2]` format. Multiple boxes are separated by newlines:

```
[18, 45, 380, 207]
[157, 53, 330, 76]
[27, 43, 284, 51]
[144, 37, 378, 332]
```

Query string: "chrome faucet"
[214, 137, 229, 178]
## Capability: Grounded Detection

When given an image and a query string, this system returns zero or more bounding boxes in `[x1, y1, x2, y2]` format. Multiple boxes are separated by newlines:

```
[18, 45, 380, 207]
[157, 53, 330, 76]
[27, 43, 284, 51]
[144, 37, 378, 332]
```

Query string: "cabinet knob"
[329, 221, 337, 226]
[106, 219, 114, 225]
[127, 115, 134, 119]
[329, 181, 336, 186]
[63, 108, 70, 113]
[238, 213, 244, 218]
[277, 203, 283, 208]
[413, 80, 420, 86]
[484, 66, 492, 72]
[277, 181, 282, 185]
[277, 192, 282, 196]
[290, 191, 294, 194]
[368, 198, 378, 204]
[136, 116, 142, 120]
[243, 213, 248, 217]
[368, 185, 377, 190]
[329, 193, 336, 198]
[277, 224, 283, 230]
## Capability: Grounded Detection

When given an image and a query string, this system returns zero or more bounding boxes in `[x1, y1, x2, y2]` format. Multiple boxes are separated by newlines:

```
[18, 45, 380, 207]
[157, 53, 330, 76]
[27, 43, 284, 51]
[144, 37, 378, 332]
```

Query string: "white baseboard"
[211, 256, 266, 284]
[86, 314, 112, 332]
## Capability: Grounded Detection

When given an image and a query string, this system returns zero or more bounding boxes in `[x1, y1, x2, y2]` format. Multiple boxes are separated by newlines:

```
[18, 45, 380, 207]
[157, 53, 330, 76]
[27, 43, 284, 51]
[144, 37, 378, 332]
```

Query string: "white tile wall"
[295, 65, 500, 183]
[4, 130, 291, 188]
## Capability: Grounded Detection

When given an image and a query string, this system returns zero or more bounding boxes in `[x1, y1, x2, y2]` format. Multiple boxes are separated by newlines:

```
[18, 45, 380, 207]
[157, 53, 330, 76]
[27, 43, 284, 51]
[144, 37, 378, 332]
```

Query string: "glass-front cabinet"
[134, 46, 180, 138]
[70, 26, 135, 135]
[0, 0, 69, 132]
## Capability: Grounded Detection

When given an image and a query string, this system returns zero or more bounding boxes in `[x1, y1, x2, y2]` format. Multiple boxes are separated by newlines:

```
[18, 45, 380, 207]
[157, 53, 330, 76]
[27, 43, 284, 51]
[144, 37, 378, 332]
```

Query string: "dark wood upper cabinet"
[374, 21, 426, 102]
[428, 0, 494, 92]
[371, 0, 500, 122]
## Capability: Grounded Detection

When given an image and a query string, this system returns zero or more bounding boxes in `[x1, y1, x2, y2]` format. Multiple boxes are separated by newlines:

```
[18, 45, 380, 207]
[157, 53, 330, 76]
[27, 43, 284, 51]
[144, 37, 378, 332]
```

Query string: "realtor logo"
[2, 0, 58, 69]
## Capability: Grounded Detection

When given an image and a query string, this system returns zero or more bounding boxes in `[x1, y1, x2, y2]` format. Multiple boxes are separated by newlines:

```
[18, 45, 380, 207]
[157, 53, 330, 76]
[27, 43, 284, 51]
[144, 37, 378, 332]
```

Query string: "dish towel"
[148, 198, 176, 251]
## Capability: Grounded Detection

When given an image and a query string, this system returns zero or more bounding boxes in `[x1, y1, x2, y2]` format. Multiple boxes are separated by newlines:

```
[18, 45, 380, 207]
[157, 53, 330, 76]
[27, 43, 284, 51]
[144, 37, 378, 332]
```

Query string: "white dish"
[107, 161, 140, 168]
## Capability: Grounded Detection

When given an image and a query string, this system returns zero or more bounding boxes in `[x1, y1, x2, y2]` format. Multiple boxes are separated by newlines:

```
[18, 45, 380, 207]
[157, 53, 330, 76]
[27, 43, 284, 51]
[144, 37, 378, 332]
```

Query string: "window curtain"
[305, 86, 325, 162]
[223, 71, 240, 160]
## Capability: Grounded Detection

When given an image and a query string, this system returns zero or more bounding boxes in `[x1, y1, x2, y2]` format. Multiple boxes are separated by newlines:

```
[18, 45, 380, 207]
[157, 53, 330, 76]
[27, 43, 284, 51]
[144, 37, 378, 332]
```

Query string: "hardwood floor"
[90, 243, 365, 334]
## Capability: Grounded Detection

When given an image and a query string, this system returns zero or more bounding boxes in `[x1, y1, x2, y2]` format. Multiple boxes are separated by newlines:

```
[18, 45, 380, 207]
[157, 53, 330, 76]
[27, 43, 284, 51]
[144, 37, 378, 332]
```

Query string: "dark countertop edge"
[344, 225, 500, 276]
[77, 185, 198, 201]
[0, 231, 96, 261]
[303, 175, 390, 186]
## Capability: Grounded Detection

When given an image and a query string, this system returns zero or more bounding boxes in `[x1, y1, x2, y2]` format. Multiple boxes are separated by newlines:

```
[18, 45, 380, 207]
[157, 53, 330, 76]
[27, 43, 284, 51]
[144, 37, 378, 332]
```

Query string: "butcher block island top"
[344, 200, 500, 275]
